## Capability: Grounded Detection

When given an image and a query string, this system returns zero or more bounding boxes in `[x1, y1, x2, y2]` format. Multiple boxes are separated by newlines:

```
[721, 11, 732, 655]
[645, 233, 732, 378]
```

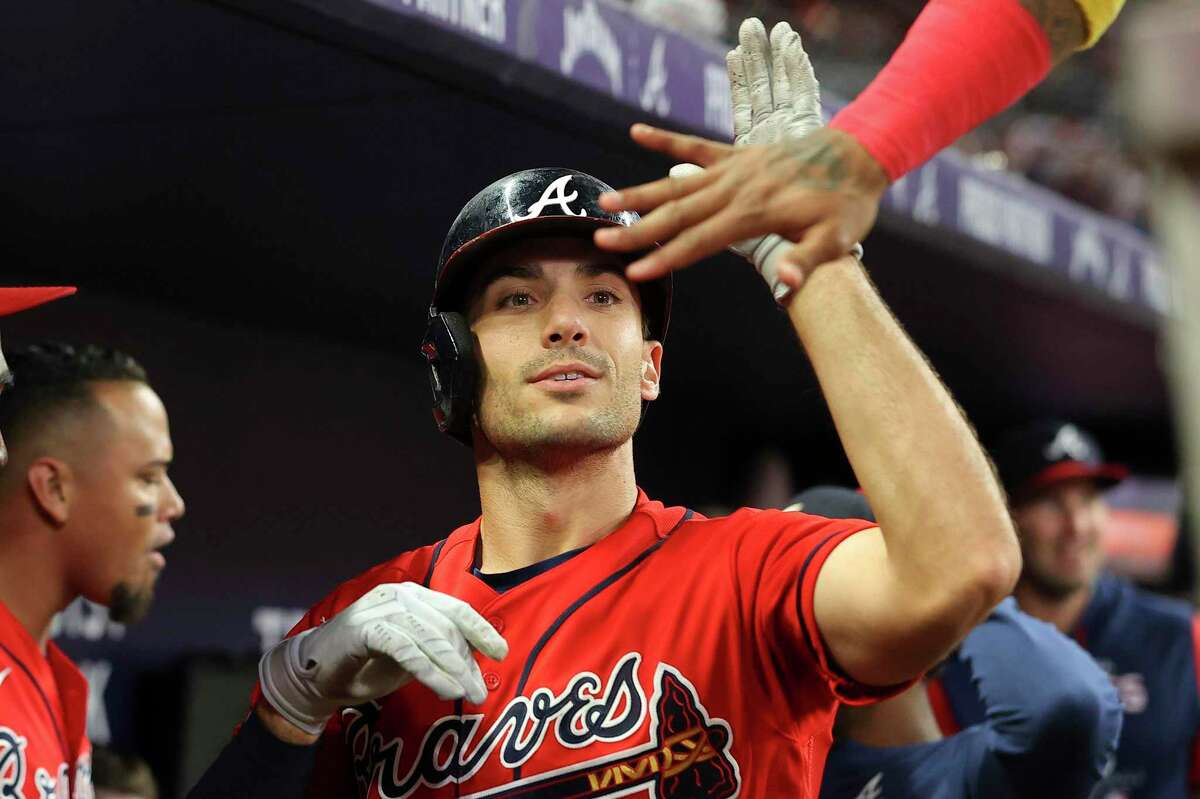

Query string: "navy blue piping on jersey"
[510, 508, 694, 781]
[795, 530, 850, 675]
[0, 639, 70, 763]
[423, 538, 448, 588]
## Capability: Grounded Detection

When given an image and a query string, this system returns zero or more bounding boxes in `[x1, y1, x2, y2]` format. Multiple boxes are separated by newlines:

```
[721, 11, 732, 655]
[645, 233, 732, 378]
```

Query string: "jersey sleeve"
[304, 712, 355, 799]
[967, 599, 1122, 797]
[820, 734, 983, 799]
[728, 508, 896, 704]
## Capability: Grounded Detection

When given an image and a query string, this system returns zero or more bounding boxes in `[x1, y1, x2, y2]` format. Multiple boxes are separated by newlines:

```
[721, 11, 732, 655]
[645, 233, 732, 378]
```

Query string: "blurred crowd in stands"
[630, 0, 1151, 229]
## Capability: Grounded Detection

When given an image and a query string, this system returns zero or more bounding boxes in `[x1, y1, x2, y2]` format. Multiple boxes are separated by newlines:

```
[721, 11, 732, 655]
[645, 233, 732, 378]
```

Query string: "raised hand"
[729, 18, 824, 147]
[596, 19, 887, 288]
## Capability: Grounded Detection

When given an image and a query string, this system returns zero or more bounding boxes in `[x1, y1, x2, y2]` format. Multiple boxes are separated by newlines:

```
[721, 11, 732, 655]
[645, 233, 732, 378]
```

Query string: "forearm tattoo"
[777, 129, 852, 192]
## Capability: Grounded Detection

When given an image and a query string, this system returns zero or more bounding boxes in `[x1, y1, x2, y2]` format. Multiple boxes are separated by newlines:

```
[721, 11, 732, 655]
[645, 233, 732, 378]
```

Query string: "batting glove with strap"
[258, 582, 508, 736]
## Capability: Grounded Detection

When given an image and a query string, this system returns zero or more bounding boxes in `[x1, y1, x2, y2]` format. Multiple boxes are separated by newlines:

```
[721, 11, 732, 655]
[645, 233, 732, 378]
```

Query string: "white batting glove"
[728, 17, 823, 147]
[674, 19, 860, 303]
[258, 582, 508, 736]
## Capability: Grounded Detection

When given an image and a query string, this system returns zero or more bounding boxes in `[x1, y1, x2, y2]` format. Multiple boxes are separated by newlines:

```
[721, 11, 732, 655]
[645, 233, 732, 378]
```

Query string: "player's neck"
[1013, 580, 1092, 634]
[835, 682, 943, 747]
[475, 441, 638, 573]
[0, 517, 72, 650]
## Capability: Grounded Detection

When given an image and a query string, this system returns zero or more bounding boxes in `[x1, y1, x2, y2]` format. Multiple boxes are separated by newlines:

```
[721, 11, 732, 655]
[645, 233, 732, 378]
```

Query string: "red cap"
[0, 287, 76, 316]
[1025, 460, 1130, 495]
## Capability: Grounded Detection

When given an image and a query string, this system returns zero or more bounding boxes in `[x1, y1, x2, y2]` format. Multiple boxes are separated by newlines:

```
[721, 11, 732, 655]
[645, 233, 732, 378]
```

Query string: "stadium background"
[0, 0, 1186, 795]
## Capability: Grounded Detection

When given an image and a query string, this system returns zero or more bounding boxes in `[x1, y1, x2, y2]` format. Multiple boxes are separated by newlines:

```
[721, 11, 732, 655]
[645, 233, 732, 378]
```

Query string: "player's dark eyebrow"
[577, 262, 627, 279]
[482, 263, 544, 285]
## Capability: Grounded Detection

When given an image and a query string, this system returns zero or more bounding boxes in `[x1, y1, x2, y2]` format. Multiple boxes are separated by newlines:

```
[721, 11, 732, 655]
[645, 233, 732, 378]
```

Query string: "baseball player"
[931, 421, 1200, 798]
[186, 56, 1026, 799]
[596, 0, 1126, 283]
[789, 486, 1122, 799]
[186, 18, 1020, 797]
[0, 342, 184, 799]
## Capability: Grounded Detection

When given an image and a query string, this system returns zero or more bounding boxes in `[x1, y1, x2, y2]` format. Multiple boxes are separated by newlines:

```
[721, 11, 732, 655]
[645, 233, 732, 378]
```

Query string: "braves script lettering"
[343, 654, 742, 799]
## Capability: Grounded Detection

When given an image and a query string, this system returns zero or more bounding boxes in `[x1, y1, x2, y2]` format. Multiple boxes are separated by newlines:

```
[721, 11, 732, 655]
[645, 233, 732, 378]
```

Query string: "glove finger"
[769, 22, 794, 111]
[726, 48, 752, 146]
[396, 598, 483, 677]
[422, 591, 510, 661]
[737, 18, 773, 126]
[409, 656, 471, 702]
[785, 34, 822, 123]
[362, 621, 468, 701]
[414, 631, 488, 704]
[463, 655, 489, 706]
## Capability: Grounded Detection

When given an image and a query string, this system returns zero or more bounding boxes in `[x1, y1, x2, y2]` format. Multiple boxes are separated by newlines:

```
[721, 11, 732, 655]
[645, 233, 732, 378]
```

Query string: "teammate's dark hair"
[0, 342, 149, 450]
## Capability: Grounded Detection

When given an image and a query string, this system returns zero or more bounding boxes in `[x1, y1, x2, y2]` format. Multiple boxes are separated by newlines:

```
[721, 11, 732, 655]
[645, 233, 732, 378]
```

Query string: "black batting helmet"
[420, 167, 672, 444]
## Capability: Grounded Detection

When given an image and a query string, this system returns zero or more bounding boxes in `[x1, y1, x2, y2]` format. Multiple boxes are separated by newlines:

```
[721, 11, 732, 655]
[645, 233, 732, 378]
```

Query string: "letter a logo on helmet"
[513, 174, 587, 220]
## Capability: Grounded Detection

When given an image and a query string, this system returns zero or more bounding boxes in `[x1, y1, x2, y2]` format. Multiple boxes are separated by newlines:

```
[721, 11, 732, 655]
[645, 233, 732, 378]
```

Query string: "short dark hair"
[90, 745, 159, 799]
[0, 342, 149, 450]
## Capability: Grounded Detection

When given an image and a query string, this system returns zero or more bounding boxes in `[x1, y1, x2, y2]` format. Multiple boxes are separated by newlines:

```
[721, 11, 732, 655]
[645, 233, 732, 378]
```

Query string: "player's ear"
[640, 340, 664, 401]
[27, 457, 72, 525]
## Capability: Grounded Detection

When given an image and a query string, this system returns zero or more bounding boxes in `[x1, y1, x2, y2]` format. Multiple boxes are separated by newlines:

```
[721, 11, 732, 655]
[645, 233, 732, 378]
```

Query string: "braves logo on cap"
[1043, 424, 1093, 463]
[513, 175, 587, 220]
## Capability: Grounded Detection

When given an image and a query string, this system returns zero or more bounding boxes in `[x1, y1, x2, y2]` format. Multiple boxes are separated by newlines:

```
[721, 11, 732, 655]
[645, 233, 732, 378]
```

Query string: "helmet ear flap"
[420, 310, 478, 446]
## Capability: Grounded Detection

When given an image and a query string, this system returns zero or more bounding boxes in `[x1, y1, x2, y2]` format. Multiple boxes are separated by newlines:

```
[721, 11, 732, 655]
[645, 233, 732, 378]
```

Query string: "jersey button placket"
[483, 671, 502, 691]
[488, 615, 505, 634]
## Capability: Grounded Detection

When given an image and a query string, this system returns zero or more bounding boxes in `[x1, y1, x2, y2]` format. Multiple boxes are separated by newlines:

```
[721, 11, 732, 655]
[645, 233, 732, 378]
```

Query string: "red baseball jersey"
[0, 599, 93, 799]
[253, 491, 889, 798]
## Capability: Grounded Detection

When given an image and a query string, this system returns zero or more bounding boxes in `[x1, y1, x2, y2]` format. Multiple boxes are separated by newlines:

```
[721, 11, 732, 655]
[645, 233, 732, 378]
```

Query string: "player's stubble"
[106, 502, 160, 624]
[474, 347, 643, 469]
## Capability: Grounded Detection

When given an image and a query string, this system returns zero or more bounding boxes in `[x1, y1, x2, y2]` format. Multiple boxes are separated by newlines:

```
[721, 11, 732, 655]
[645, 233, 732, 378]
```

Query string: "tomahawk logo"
[514, 175, 586, 220]
[0, 727, 28, 799]
[345, 654, 741, 799]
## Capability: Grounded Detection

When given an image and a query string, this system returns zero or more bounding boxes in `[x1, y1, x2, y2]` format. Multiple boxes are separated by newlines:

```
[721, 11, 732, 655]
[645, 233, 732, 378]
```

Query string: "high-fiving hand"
[259, 582, 508, 735]
[728, 18, 824, 148]
[595, 21, 888, 290]
[672, 18, 843, 300]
